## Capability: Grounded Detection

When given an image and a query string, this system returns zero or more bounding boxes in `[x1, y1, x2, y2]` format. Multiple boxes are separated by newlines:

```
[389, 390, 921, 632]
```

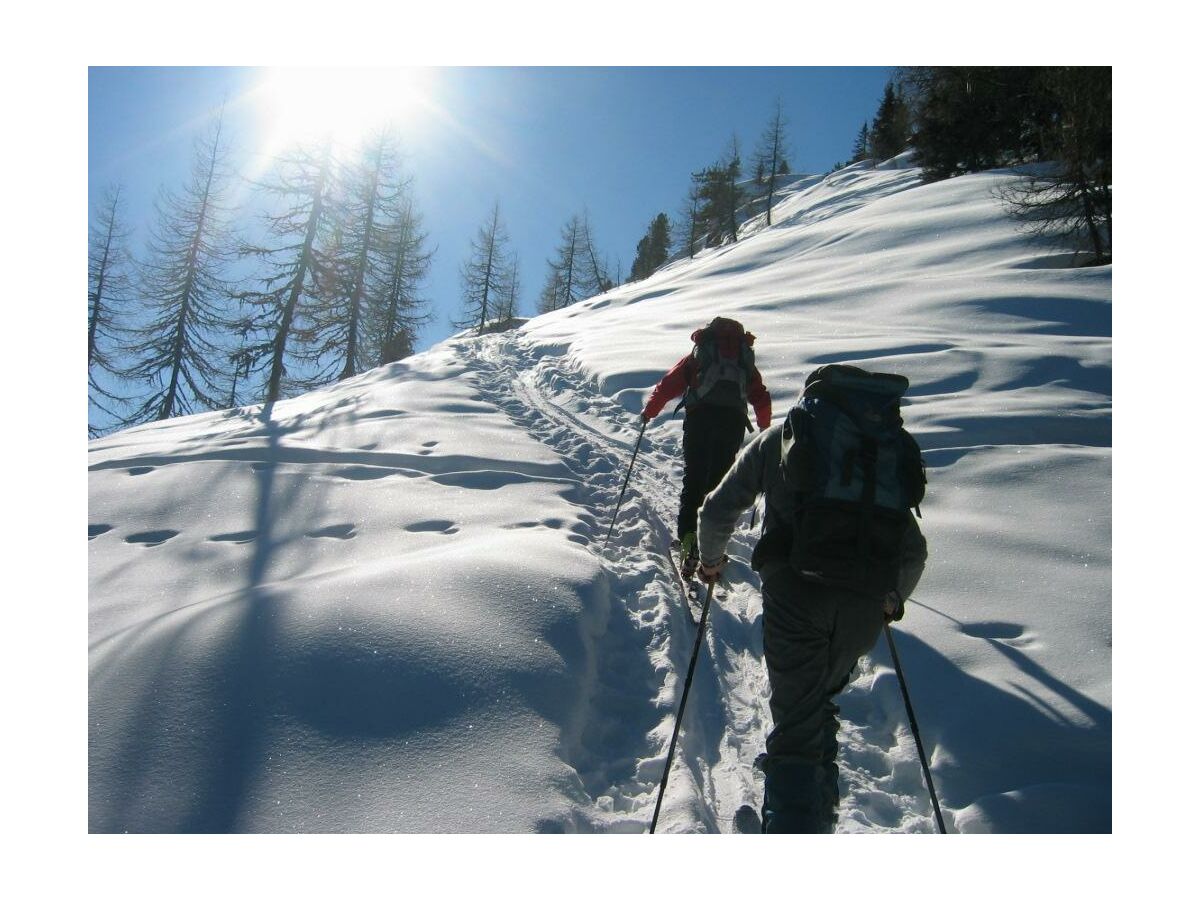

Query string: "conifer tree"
[852, 122, 870, 162]
[1000, 67, 1112, 261]
[868, 81, 910, 161]
[630, 213, 671, 281]
[88, 184, 134, 434]
[456, 202, 515, 333]
[753, 101, 791, 226]
[676, 182, 703, 260]
[692, 137, 744, 248]
[578, 212, 613, 294]
[498, 256, 521, 326]
[539, 215, 586, 313]
[305, 131, 405, 381]
[902, 66, 1048, 180]
[722, 136, 744, 241]
[123, 116, 239, 423]
[371, 193, 433, 366]
[236, 139, 339, 405]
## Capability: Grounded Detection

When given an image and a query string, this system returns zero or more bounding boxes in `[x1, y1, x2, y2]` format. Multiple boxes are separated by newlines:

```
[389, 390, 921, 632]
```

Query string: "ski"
[667, 538, 702, 625]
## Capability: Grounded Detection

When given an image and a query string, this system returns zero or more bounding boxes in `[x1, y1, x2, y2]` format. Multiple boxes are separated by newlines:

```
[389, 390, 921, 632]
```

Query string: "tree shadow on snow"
[91, 401, 477, 833]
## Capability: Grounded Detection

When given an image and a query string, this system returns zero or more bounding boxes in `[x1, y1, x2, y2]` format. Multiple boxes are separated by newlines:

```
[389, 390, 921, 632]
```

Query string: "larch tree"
[370, 192, 434, 366]
[675, 181, 704, 260]
[578, 212, 613, 295]
[538, 215, 586, 313]
[236, 139, 339, 405]
[1000, 67, 1112, 262]
[456, 202, 515, 334]
[88, 183, 134, 435]
[753, 100, 791, 226]
[306, 131, 405, 382]
[123, 115, 239, 423]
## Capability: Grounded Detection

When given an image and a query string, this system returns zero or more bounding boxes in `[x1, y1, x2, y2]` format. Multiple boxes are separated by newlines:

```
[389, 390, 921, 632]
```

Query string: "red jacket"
[642, 328, 772, 429]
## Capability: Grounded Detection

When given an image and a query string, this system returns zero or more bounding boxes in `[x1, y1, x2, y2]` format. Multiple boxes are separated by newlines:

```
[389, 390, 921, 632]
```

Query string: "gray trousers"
[759, 568, 884, 832]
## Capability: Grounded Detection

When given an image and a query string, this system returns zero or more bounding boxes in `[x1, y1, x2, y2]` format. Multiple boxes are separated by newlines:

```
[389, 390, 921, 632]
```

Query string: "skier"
[641, 316, 771, 578]
[695, 364, 929, 833]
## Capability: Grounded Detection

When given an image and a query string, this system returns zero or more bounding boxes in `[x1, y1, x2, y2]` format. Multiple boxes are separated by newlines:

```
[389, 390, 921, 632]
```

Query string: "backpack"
[685, 317, 756, 411]
[780, 364, 926, 598]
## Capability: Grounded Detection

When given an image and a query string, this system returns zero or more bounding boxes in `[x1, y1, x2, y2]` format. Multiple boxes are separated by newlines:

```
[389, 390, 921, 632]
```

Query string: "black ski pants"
[677, 405, 747, 541]
[758, 569, 885, 833]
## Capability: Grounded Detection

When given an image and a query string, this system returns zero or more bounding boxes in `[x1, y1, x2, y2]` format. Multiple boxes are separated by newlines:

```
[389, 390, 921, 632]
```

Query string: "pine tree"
[692, 137, 744, 248]
[236, 140, 339, 405]
[852, 122, 870, 162]
[456, 202, 515, 333]
[753, 100, 791, 226]
[868, 81, 910, 161]
[630, 212, 671, 281]
[88, 184, 134, 435]
[123, 115, 239, 423]
[902, 66, 1048, 180]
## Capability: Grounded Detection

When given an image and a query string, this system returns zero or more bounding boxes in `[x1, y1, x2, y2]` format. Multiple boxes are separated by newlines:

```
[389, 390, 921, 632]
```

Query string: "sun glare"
[253, 67, 434, 159]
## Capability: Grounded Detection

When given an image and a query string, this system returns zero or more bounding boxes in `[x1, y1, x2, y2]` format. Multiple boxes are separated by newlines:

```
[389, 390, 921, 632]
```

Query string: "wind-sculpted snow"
[89, 158, 1110, 833]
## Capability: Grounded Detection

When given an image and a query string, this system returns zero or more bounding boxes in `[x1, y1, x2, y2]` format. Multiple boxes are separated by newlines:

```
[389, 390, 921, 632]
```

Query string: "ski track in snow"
[461, 330, 939, 833]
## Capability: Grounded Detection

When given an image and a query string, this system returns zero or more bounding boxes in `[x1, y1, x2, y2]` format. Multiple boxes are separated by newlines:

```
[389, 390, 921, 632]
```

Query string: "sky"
[88, 67, 895, 354]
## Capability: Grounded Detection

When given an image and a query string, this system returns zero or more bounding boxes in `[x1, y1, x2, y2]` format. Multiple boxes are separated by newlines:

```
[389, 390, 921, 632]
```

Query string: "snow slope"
[88, 153, 1111, 833]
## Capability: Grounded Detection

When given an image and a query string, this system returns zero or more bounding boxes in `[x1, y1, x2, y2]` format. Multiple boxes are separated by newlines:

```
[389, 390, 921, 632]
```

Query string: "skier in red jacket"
[641, 316, 771, 576]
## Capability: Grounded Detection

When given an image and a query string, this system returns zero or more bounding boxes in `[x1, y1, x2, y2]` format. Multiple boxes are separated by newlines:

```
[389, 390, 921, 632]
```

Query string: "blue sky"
[89, 66, 895, 353]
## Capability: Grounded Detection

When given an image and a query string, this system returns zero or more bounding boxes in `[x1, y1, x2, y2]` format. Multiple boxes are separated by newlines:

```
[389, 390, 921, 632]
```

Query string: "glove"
[641, 409, 651, 422]
[883, 589, 905, 623]
[699, 555, 728, 585]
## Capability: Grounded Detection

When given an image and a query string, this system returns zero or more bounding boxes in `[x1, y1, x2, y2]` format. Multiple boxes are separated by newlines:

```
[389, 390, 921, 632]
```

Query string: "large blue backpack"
[780, 364, 926, 598]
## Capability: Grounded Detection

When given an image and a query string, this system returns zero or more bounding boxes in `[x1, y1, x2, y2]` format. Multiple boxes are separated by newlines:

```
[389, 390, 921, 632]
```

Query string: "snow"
[89, 157, 1110, 836]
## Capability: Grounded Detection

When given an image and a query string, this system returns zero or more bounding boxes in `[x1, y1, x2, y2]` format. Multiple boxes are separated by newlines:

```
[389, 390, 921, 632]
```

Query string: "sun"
[252, 67, 435, 159]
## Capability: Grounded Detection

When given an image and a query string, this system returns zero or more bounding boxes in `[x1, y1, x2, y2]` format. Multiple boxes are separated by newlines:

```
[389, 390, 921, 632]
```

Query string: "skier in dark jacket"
[641, 317, 772, 577]
[695, 377, 928, 833]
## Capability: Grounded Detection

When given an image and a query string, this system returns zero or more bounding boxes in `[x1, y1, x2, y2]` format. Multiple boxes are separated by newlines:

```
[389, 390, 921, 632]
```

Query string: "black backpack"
[780, 364, 926, 598]
[685, 317, 755, 411]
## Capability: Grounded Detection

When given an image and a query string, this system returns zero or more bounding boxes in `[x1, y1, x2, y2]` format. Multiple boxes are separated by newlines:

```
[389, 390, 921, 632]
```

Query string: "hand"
[641, 409, 651, 422]
[699, 556, 728, 585]
[883, 590, 905, 623]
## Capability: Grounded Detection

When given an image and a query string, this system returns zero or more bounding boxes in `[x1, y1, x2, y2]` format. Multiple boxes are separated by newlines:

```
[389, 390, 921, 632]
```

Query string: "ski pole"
[650, 579, 716, 833]
[603, 418, 648, 548]
[884, 623, 947, 834]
